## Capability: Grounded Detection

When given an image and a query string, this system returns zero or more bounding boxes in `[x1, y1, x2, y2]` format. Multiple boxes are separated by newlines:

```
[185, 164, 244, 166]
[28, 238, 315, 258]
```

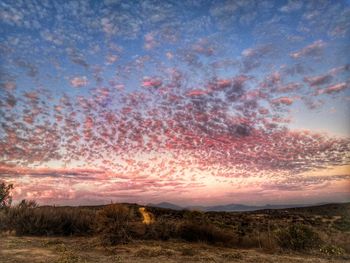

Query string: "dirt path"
[139, 207, 154, 225]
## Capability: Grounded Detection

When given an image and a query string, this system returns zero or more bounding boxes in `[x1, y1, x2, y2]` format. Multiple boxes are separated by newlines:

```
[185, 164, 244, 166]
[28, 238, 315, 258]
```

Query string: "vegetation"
[178, 220, 234, 245]
[143, 216, 178, 241]
[0, 181, 14, 231]
[333, 218, 350, 231]
[96, 204, 135, 245]
[275, 224, 321, 251]
[1, 184, 349, 261]
[0, 181, 13, 209]
[6, 202, 95, 236]
[319, 245, 345, 257]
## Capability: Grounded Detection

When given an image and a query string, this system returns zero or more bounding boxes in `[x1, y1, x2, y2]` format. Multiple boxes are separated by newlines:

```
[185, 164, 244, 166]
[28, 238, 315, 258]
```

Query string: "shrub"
[55, 244, 85, 263]
[0, 181, 13, 209]
[7, 202, 95, 236]
[0, 210, 9, 232]
[183, 210, 206, 223]
[96, 204, 134, 245]
[333, 218, 350, 231]
[135, 247, 175, 257]
[320, 245, 345, 257]
[180, 247, 196, 256]
[275, 224, 321, 251]
[144, 217, 178, 241]
[178, 221, 234, 245]
[255, 231, 279, 252]
[221, 252, 243, 260]
[18, 199, 38, 209]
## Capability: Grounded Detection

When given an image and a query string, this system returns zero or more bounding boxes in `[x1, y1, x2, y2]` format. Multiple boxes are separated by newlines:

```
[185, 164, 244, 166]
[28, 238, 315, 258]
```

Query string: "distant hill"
[41, 201, 350, 217]
[147, 202, 183, 210]
[147, 202, 350, 212]
[281, 202, 350, 217]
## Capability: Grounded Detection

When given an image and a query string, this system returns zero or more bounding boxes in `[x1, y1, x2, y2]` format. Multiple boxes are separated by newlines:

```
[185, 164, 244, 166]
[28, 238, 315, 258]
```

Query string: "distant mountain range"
[147, 202, 184, 210]
[147, 201, 330, 212]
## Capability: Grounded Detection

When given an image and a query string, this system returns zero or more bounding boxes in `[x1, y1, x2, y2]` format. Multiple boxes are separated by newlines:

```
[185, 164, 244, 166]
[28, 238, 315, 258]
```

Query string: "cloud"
[186, 89, 209, 97]
[261, 175, 350, 192]
[0, 165, 108, 180]
[1, 0, 350, 205]
[290, 40, 326, 59]
[106, 54, 118, 65]
[70, 76, 88, 88]
[2, 70, 349, 180]
[241, 44, 274, 72]
[144, 32, 158, 50]
[318, 82, 349, 95]
[276, 83, 302, 93]
[304, 74, 333, 87]
[272, 96, 294, 106]
[141, 76, 162, 88]
[67, 48, 89, 68]
[280, 0, 303, 13]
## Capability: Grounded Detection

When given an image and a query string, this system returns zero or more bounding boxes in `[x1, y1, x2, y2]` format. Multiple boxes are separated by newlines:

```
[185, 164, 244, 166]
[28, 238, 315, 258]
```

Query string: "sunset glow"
[0, 0, 349, 206]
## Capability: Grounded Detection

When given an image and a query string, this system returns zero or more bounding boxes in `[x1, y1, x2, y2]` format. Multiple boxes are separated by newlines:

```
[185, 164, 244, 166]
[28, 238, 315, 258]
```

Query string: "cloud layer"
[0, 0, 349, 205]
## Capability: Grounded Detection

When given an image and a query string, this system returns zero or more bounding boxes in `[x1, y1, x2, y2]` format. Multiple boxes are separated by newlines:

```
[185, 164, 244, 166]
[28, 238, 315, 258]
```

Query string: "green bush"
[275, 224, 321, 251]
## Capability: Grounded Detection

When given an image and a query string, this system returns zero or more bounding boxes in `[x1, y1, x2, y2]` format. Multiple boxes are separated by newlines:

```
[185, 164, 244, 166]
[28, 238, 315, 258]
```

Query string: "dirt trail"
[139, 207, 154, 225]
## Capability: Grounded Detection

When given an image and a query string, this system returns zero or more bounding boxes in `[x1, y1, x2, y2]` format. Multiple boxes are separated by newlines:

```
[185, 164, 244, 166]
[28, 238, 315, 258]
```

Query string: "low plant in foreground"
[180, 247, 196, 256]
[222, 252, 243, 260]
[7, 200, 95, 236]
[0, 181, 13, 209]
[96, 204, 134, 245]
[55, 244, 86, 263]
[178, 220, 234, 245]
[144, 217, 178, 241]
[275, 224, 321, 251]
[320, 244, 345, 257]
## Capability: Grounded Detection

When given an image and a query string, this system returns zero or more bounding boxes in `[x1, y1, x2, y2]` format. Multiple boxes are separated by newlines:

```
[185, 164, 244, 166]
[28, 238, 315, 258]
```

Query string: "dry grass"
[1, 202, 349, 261]
[5, 205, 95, 236]
[1, 235, 349, 263]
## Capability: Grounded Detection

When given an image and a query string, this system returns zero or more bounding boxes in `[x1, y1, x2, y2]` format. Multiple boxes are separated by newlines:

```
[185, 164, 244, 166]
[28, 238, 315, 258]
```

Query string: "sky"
[0, 0, 349, 206]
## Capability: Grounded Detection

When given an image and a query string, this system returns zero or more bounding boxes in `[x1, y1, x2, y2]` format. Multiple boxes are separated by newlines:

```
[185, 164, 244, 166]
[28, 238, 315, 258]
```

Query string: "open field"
[1, 202, 349, 262]
[1, 235, 350, 263]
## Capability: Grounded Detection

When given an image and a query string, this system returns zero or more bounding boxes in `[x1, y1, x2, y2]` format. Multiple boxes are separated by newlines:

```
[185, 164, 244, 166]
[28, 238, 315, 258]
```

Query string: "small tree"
[0, 181, 14, 209]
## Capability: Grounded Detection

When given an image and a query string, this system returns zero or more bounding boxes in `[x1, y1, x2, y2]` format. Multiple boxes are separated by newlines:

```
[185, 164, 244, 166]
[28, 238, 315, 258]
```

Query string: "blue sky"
[0, 0, 349, 205]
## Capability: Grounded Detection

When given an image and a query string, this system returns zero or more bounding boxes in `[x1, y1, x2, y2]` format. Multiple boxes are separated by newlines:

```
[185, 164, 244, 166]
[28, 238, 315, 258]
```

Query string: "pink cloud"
[141, 76, 162, 88]
[272, 96, 294, 105]
[304, 74, 333, 87]
[318, 82, 348, 94]
[70, 76, 88, 88]
[186, 89, 209, 97]
[290, 40, 326, 59]
[106, 54, 118, 64]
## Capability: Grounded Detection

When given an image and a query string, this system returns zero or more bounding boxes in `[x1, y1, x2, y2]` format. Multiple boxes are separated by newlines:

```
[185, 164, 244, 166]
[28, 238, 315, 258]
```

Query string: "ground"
[0, 235, 348, 263]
